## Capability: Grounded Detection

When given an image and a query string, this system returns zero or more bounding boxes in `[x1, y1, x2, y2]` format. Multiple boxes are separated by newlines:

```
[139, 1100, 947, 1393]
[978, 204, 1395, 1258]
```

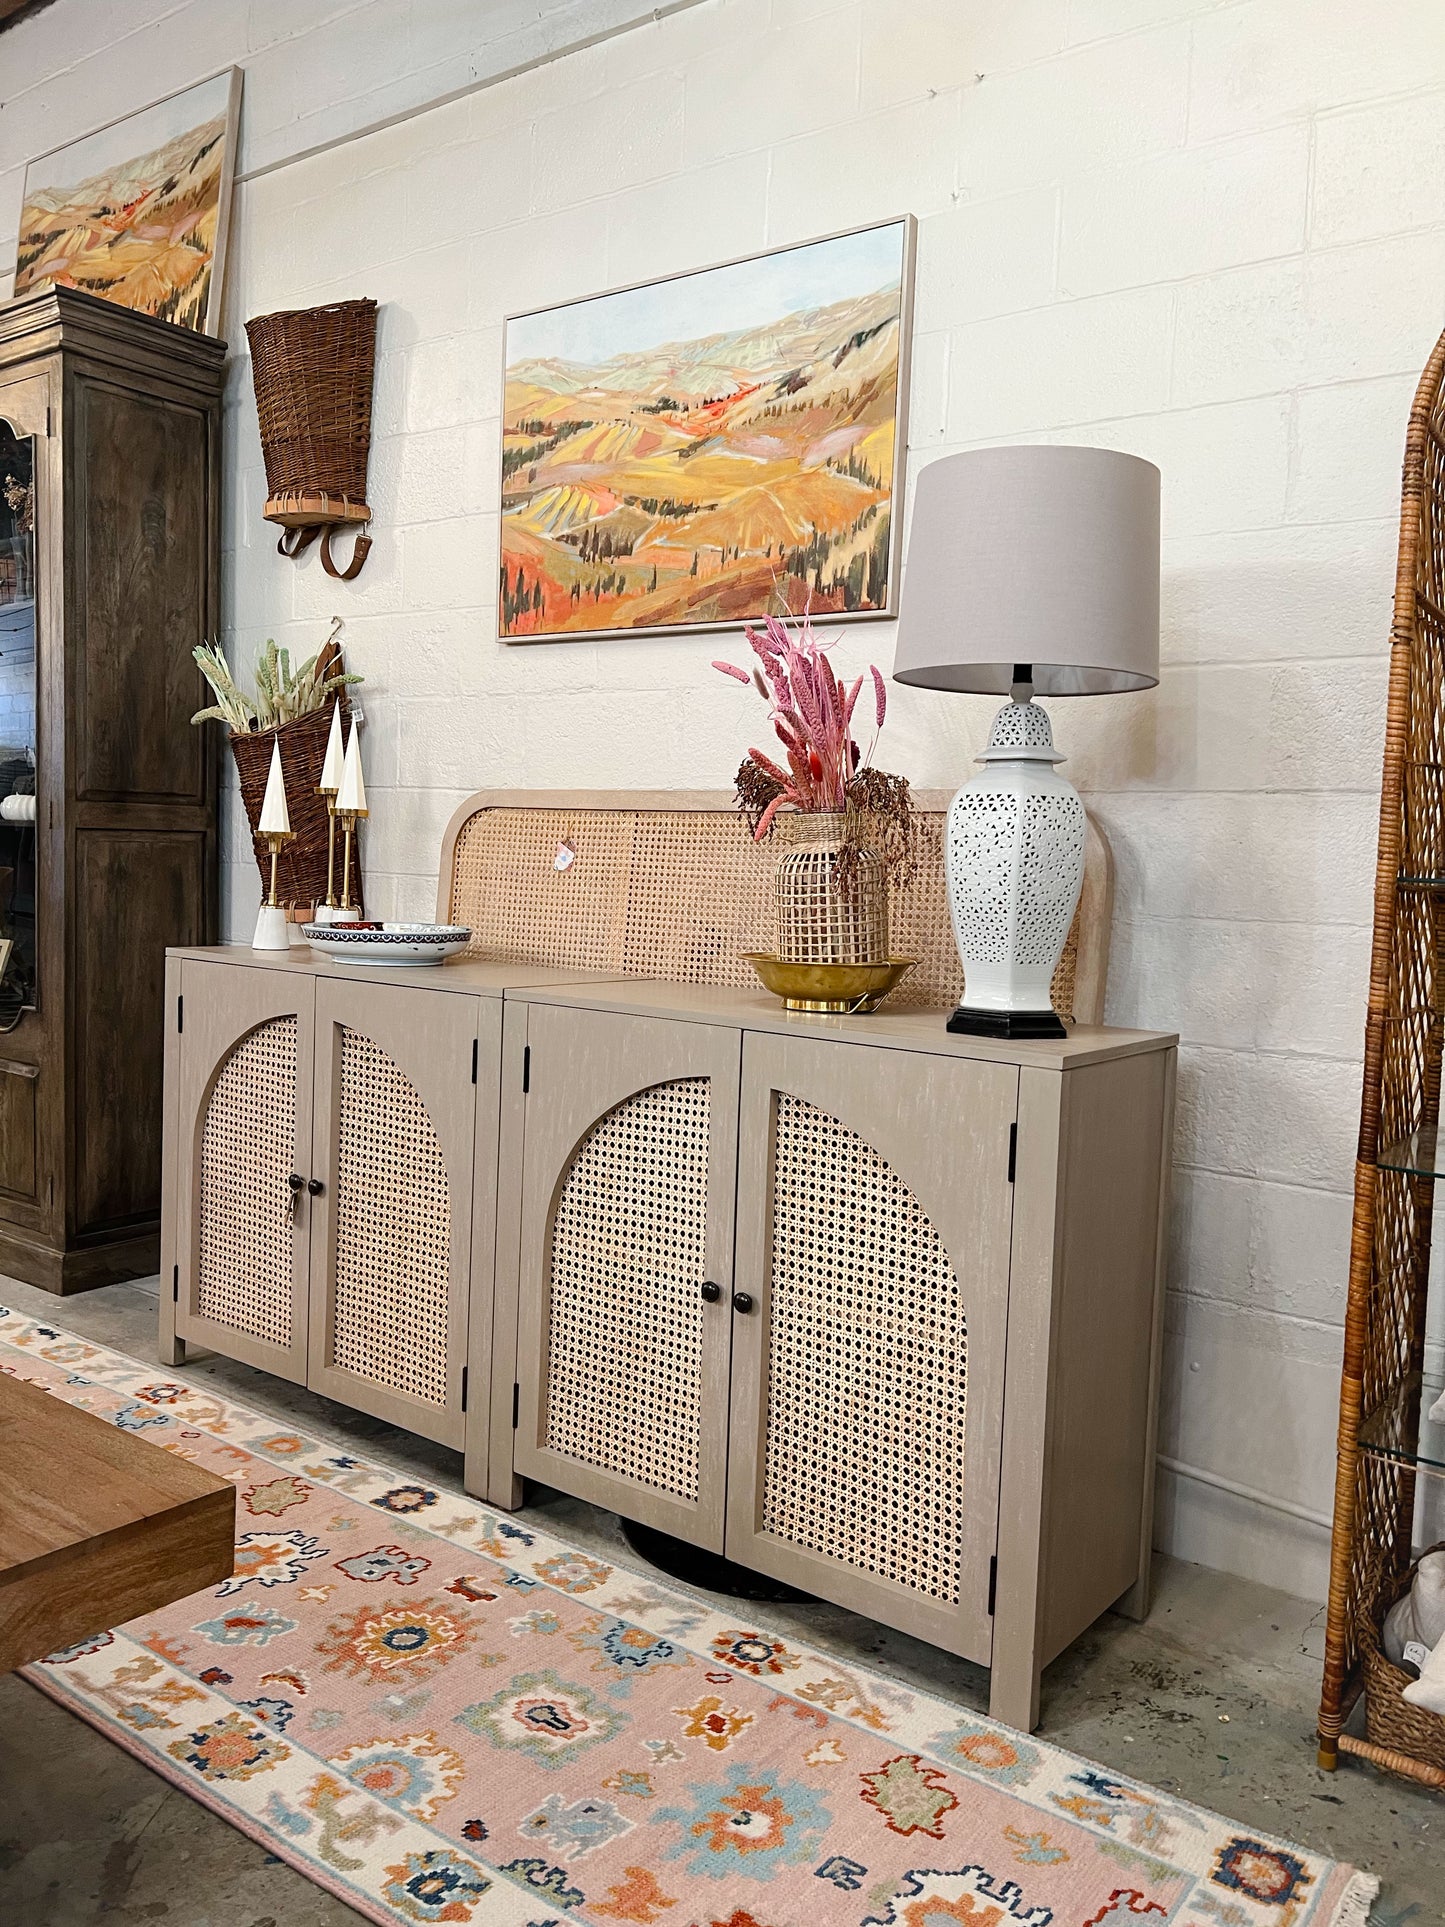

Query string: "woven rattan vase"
[230, 697, 361, 915]
[773, 811, 888, 965]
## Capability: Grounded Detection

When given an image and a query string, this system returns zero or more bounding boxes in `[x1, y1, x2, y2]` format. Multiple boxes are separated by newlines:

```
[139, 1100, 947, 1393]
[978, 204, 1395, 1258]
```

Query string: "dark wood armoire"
[0, 287, 223, 1292]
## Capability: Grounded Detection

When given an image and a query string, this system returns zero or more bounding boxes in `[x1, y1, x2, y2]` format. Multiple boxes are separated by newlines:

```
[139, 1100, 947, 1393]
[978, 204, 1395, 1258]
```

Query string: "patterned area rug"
[2, 1308, 1375, 1927]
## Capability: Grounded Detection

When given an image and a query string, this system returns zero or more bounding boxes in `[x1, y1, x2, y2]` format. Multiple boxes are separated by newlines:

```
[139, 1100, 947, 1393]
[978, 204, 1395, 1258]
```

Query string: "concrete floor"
[0, 1273, 1438, 1926]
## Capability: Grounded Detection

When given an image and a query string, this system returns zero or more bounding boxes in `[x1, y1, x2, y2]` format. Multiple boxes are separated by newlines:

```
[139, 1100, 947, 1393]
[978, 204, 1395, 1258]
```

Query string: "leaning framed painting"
[13, 68, 242, 335]
[500, 216, 916, 643]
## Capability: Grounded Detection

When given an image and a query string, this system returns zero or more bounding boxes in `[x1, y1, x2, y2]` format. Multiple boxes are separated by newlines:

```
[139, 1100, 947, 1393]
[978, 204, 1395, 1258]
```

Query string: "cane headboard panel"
[438, 790, 1112, 1023]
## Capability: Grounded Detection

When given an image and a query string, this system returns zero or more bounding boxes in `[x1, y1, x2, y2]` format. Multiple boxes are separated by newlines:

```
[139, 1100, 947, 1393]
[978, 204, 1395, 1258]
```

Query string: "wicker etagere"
[1319, 325, 1445, 1789]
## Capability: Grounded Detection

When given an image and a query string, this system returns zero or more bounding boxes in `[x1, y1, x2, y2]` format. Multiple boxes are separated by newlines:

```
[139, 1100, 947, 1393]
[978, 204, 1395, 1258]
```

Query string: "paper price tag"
[554, 838, 577, 872]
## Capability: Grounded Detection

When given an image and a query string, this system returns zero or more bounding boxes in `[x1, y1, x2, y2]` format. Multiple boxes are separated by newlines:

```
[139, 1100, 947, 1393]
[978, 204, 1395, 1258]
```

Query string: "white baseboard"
[1155, 1458, 1332, 1603]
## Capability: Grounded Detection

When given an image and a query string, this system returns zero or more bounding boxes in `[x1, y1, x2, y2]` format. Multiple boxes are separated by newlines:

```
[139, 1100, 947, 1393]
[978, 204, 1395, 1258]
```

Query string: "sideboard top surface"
[169, 948, 1175, 1067]
[504, 976, 1175, 1069]
[167, 945, 631, 998]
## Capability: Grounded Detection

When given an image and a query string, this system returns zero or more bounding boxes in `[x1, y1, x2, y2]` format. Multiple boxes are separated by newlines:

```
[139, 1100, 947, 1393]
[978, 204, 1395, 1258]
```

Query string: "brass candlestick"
[337, 809, 365, 912]
[321, 791, 339, 907]
[265, 828, 294, 907]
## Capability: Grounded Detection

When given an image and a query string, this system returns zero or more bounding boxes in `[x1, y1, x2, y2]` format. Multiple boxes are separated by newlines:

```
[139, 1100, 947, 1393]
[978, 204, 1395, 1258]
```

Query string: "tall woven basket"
[245, 298, 377, 578]
[230, 696, 362, 916]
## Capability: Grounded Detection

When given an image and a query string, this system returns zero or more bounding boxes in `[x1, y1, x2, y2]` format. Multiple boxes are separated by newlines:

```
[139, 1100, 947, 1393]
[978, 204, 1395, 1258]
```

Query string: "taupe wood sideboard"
[158, 941, 1174, 1732]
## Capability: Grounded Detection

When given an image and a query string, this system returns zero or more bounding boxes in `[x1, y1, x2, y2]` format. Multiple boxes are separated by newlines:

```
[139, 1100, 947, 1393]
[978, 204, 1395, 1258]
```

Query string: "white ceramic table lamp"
[893, 446, 1159, 1037]
[252, 737, 294, 951]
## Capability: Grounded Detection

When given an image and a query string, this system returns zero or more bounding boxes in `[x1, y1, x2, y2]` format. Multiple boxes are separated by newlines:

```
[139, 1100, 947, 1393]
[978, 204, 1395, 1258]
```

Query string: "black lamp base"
[620, 1519, 814, 1603]
[946, 1005, 1067, 1039]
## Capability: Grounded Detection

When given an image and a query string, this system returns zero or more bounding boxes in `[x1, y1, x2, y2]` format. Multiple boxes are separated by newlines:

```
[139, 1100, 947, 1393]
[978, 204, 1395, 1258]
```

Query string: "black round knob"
[307, 1178, 324, 1196]
[287, 1173, 305, 1192]
[732, 1291, 754, 1314]
[700, 1280, 722, 1303]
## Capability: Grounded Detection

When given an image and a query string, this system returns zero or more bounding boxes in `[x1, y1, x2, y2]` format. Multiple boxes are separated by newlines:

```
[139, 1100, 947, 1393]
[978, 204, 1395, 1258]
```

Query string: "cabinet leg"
[160, 1333, 186, 1366]
[486, 1473, 525, 1512]
[1115, 1550, 1155, 1623]
[988, 1658, 1042, 1735]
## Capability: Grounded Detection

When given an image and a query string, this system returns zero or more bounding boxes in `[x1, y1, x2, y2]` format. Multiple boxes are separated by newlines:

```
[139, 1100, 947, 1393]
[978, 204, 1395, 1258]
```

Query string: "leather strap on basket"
[320, 525, 371, 580]
[277, 524, 322, 558]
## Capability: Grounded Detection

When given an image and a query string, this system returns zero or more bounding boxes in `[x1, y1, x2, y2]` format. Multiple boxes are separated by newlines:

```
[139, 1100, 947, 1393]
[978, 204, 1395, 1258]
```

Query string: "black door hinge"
[1006, 1122, 1017, 1184]
[470, 1037, 478, 1084]
[460, 1365, 468, 1412]
[172, 1263, 179, 1304]
[512, 1381, 520, 1429]
[522, 1044, 531, 1094]
[176, 995, 184, 1034]
[988, 1554, 998, 1616]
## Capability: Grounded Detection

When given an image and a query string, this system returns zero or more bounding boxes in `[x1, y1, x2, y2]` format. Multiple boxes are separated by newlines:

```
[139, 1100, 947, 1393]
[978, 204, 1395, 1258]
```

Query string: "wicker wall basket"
[1360, 1546, 1445, 1781]
[773, 811, 889, 964]
[230, 697, 363, 915]
[245, 298, 377, 580]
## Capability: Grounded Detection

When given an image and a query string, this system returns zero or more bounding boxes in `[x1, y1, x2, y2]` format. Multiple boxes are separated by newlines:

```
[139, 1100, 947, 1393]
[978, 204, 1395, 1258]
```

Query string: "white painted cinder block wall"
[3, 0, 1444, 1601]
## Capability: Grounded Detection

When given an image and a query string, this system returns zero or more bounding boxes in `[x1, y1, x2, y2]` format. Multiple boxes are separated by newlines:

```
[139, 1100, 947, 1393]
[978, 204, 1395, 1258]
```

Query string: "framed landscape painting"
[500, 216, 915, 642]
[14, 68, 241, 335]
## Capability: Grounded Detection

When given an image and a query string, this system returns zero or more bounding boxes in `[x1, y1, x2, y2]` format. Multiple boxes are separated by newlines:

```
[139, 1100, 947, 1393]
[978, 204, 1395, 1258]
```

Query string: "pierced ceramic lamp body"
[892, 445, 1160, 1035]
[947, 696, 1085, 1036]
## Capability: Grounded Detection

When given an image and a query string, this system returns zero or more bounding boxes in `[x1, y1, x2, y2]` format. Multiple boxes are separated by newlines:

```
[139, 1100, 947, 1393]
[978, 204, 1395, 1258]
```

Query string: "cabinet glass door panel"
[307, 979, 481, 1449]
[0, 413, 38, 1017]
[515, 1004, 739, 1549]
[728, 1033, 1017, 1660]
[174, 961, 315, 1383]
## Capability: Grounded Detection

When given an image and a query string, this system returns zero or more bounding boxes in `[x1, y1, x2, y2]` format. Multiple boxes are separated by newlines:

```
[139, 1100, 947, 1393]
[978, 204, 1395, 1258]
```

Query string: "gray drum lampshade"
[892, 446, 1161, 696]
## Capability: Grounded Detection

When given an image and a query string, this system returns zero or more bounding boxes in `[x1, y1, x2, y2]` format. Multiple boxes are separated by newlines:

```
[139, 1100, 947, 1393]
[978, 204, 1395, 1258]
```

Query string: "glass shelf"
[1359, 1371, 1445, 1479]
[1397, 874, 1445, 893]
[1377, 1128, 1445, 1178]
[0, 415, 36, 1016]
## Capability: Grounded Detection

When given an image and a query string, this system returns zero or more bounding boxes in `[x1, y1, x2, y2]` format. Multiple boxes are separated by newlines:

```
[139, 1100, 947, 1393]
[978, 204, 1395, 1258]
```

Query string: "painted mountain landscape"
[501, 220, 910, 639]
[15, 73, 236, 332]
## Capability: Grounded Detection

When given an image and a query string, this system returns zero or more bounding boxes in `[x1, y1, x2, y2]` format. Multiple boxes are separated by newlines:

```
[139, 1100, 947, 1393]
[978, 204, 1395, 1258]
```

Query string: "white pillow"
[1382, 1550, 1445, 1664]
[1403, 1629, 1445, 1716]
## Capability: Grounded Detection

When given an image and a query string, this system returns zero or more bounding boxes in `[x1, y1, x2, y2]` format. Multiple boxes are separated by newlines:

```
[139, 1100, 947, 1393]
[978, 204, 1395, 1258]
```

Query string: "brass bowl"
[743, 953, 919, 1014]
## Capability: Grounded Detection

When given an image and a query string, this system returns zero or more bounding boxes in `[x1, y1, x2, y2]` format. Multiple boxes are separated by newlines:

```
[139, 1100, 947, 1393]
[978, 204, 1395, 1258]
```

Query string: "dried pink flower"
[713, 608, 898, 837]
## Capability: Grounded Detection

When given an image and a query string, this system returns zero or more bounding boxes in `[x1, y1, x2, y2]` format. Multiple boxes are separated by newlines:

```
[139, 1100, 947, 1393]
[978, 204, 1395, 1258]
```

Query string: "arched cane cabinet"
[166, 955, 490, 1449]
[492, 976, 1175, 1729]
[509, 1006, 1015, 1659]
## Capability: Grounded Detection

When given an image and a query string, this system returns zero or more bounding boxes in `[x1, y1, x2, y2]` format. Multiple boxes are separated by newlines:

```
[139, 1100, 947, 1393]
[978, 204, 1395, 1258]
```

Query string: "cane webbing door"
[307, 979, 484, 1449]
[728, 1033, 1017, 1660]
[174, 960, 315, 1383]
[515, 1004, 739, 1548]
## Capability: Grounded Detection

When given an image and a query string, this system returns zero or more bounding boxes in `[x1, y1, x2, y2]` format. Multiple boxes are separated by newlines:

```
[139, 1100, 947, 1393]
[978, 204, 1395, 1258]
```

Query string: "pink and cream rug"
[1, 1307, 1375, 1927]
